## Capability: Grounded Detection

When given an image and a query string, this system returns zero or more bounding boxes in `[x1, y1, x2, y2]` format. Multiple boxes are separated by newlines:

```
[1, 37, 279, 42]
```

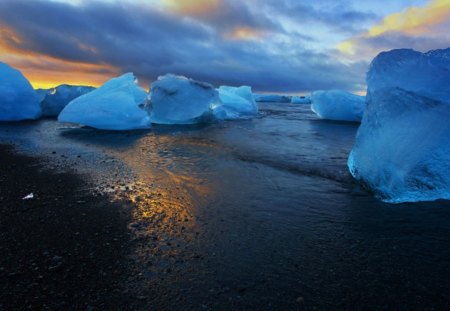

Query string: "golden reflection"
[107, 134, 218, 260]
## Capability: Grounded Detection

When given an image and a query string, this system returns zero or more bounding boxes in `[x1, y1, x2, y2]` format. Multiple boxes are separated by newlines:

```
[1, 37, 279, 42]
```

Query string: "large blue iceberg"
[58, 73, 151, 130]
[40, 84, 95, 117]
[311, 90, 365, 122]
[348, 48, 450, 203]
[147, 74, 220, 124]
[0, 62, 41, 121]
[214, 86, 258, 120]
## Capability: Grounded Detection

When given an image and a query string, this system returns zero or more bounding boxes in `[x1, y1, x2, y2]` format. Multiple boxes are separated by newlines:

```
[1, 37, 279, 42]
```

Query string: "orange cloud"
[225, 26, 264, 41]
[163, 0, 221, 16]
[0, 25, 119, 89]
[16, 58, 119, 89]
[368, 0, 450, 37]
[338, 0, 450, 57]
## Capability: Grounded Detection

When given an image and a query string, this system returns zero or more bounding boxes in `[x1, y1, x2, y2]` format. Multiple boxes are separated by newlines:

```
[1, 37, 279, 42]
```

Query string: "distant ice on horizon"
[291, 96, 311, 104]
[253, 93, 291, 103]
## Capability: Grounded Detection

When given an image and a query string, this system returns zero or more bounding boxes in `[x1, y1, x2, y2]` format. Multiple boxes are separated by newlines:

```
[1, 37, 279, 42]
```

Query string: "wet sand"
[1, 105, 450, 310]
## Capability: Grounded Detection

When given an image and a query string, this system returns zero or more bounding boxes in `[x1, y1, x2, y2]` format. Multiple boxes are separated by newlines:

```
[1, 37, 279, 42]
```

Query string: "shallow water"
[1, 103, 450, 309]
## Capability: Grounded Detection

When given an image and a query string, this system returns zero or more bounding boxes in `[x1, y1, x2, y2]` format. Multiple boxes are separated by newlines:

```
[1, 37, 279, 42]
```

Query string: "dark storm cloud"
[0, 0, 368, 92]
[362, 32, 450, 53]
[262, 0, 379, 33]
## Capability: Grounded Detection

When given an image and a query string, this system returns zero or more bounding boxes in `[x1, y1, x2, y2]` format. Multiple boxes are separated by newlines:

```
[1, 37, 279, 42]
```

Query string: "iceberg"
[291, 96, 311, 104]
[40, 85, 95, 117]
[214, 85, 258, 120]
[58, 73, 151, 130]
[0, 62, 41, 121]
[310, 90, 365, 122]
[253, 94, 291, 103]
[367, 48, 450, 103]
[348, 48, 450, 203]
[36, 88, 51, 104]
[147, 74, 220, 124]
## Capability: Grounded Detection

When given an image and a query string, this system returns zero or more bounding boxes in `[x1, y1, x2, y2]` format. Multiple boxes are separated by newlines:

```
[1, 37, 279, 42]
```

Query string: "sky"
[0, 0, 449, 93]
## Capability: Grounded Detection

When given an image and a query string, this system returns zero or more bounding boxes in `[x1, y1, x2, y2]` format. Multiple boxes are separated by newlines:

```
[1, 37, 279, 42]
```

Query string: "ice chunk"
[253, 94, 291, 103]
[348, 48, 450, 203]
[291, 96, 311, 104]
[22, 193, 34, 200]
[0, 62, 41, 121]
[214, 86, 258, 120]
[36, 88, 51, 104]
[367, 48, 450, 103]
[58, 73, 151, 130]
[348, 88, 450, 203]
[310, 90, 365, 122]
[147, 74, 220, 124]
[40, 84, 95, 117]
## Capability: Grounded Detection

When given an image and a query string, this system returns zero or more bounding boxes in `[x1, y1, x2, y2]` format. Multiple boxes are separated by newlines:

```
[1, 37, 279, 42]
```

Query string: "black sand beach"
[0, 144, 135, 310]
[1, 105, 450, 310]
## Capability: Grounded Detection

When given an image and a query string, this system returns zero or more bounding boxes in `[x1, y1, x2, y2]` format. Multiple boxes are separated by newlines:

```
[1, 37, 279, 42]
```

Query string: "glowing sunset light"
[368, 0, 450, 36]
[226, 27, 264, 41]
[338, 0, 450, 61]
[0, 0, 448, 93]
[163, 0, 220, 16]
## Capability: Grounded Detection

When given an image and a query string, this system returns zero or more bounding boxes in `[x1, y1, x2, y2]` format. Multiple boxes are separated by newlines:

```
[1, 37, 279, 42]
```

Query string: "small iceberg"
[147, 74, 220, 125]
[58, 73, 151, 130]
[214, 85, 258, 120]
[311, 90, 365, 122]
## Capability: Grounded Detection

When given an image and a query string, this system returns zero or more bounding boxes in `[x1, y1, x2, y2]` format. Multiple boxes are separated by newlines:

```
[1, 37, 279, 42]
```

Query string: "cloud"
[261, 0, 380, 34]
[163, 0, 221, 16]
[0, 0, 377, 92]
[338, 0, 450, 60]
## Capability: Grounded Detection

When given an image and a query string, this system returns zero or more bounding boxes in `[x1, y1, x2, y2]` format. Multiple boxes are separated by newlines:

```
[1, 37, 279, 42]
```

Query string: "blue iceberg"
[0, 62, 41, 121]
[214, 85, 258, 120]
[253, 94, 291, 103]
[291, 96, 311, 104]
[311, 90, 365, 122]
[348, 48, 450, 203]
[40, 84, 95, 117]
[147, 74, 220, 124]
[58, 73, 151, 130]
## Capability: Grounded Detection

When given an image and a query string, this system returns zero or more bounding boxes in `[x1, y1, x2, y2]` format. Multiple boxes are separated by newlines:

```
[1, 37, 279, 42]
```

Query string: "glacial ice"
[40, 84, 95, 117]
[147, 74, 220, 124]
[0, 62, 41, 121]
[367, 48, 450, 103]
[348, 48, 450, 203]
[36, 89, 51, 104]
[310, 90, 365, 122]
[214, 86, 258, 120]
[291, 96, 311, 104]
[253, 94, 291, 103]
[58, 73, 151, 130]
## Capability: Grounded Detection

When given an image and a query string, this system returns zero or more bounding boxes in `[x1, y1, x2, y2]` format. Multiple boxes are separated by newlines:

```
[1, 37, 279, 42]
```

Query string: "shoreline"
[0, 144, 137, 310]
[1, 113, 450, 310]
